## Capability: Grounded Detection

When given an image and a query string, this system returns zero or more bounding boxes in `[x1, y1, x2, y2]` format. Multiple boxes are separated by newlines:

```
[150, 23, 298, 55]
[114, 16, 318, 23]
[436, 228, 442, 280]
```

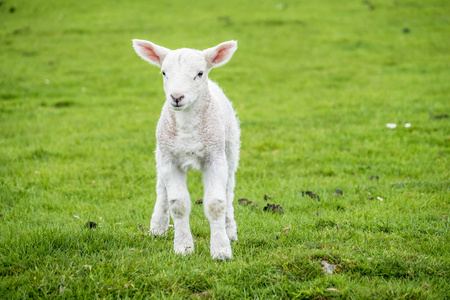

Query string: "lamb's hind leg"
[225, 170, 238, 241]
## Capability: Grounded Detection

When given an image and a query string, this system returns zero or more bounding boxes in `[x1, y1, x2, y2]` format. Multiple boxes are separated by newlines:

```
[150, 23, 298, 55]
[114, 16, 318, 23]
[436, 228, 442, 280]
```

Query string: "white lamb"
[132, 39, 240, 260]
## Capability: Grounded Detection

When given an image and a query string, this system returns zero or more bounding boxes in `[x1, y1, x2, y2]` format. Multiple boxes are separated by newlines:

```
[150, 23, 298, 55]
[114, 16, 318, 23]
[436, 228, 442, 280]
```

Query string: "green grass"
[1, 0, 449, 298]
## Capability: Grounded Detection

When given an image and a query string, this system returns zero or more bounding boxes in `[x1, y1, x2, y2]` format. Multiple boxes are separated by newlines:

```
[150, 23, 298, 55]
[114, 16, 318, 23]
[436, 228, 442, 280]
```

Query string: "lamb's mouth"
[171, 102, 185, 110]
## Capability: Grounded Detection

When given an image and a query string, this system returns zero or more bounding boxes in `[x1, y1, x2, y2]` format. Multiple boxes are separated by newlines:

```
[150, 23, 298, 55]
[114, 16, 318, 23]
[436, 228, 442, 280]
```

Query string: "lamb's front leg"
[160, 163, 194, 255]
[203, 157, 232, 260]
[149, 176, 170, 236]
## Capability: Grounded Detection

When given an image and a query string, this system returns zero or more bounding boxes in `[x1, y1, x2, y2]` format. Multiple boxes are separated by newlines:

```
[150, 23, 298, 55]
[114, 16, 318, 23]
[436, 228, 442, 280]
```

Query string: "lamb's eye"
[196, 72, 203, 79]
[162, 71, 166, 76]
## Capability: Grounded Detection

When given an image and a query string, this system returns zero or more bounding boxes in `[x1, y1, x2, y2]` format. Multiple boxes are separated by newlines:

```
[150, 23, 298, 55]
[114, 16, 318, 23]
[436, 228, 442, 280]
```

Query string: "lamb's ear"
[132, 39, 170, 67]
[203, 40, 237, 69]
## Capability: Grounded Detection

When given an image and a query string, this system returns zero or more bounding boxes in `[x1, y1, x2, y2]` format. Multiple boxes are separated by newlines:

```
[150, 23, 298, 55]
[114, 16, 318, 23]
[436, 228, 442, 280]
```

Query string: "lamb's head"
[133, 39, 237, 111]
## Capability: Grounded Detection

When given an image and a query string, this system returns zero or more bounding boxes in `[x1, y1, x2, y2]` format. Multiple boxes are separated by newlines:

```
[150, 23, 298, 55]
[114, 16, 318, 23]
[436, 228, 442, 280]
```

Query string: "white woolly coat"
[156, 80, 240, 174]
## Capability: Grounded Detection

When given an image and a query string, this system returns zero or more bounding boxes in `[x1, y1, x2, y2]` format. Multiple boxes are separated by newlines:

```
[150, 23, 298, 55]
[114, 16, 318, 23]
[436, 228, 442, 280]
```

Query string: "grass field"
[1, 0, 449, 298]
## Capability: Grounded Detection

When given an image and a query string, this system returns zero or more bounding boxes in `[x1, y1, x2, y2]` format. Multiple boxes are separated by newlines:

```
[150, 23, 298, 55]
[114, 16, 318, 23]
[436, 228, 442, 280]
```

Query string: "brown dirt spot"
[238, 198, 252, 205]
[302, 190, 320, 201]
[263, 203, 284, 213]
[85, 221, 97, 229]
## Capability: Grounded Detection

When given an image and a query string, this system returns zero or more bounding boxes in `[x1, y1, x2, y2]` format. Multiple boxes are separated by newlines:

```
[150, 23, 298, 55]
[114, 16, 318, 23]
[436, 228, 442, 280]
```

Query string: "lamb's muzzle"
[170, 94, 185, 107]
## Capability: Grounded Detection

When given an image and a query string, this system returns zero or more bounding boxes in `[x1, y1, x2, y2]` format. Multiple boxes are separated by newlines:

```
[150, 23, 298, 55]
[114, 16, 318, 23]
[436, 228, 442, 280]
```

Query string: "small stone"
[386, 123, 397, 129]
[321, 261, 336, 275]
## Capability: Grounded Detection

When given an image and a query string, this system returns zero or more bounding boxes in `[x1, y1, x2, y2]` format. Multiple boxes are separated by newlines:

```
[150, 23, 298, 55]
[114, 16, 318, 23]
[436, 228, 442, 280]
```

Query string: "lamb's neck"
[174, 91, 211, 130]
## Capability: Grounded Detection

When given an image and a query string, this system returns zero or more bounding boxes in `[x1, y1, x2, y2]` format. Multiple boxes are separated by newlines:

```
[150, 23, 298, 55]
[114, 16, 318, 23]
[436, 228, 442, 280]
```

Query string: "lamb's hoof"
[174, 245, 194, 256]
[217, 258, 232, 262]
[211, 248, 232, 261]
[228, 233, 238, 242]
[226, 228, 238, 241]
[149, 227, 167, 237]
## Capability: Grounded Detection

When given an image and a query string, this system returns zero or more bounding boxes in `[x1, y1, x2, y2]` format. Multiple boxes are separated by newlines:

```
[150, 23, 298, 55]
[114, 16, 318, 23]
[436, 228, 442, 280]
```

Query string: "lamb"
[132, 39, 240, 260]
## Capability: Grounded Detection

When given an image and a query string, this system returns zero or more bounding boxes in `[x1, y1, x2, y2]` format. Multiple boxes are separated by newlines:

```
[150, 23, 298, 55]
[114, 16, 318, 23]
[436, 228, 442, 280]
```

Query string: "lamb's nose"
[171, 94, 185, 103]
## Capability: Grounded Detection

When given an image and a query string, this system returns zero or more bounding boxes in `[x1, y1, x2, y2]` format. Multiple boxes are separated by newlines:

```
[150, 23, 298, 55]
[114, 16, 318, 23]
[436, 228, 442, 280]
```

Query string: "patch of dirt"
[250, 203, 259, 209]
[236, 198, 259, 209]
[217, 16, 232, 26]
[264, 194, 272, 200]
[263, 203, 284, 214]
[195, 199, 203, 204]
[369, 175, 379, 180]
[302, 190, 320, 201]
[336, 205, 345, 211]
[54, 101, 75, 108]
[238, 198, 252, 205]
[362, 0, 375, 10]
[22, 52, 37, 57]
[194, 290, 213, 298]
[430, 114, 449, 119]
[12, 27, 30, 35]
[85, 221, 97, 229]
[138, 224, 149, 232]
[333, 189, 343, 196]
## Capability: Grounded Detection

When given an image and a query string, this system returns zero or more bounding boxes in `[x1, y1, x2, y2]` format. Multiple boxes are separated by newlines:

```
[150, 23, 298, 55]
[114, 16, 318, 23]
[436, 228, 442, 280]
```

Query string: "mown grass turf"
[1, 0, 449, 298]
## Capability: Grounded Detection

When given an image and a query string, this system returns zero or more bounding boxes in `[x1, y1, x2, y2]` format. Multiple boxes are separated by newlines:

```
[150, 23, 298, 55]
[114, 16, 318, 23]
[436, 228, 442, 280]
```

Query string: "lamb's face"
[133, 39, 237, 111]
[160, 49, 208, 111]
